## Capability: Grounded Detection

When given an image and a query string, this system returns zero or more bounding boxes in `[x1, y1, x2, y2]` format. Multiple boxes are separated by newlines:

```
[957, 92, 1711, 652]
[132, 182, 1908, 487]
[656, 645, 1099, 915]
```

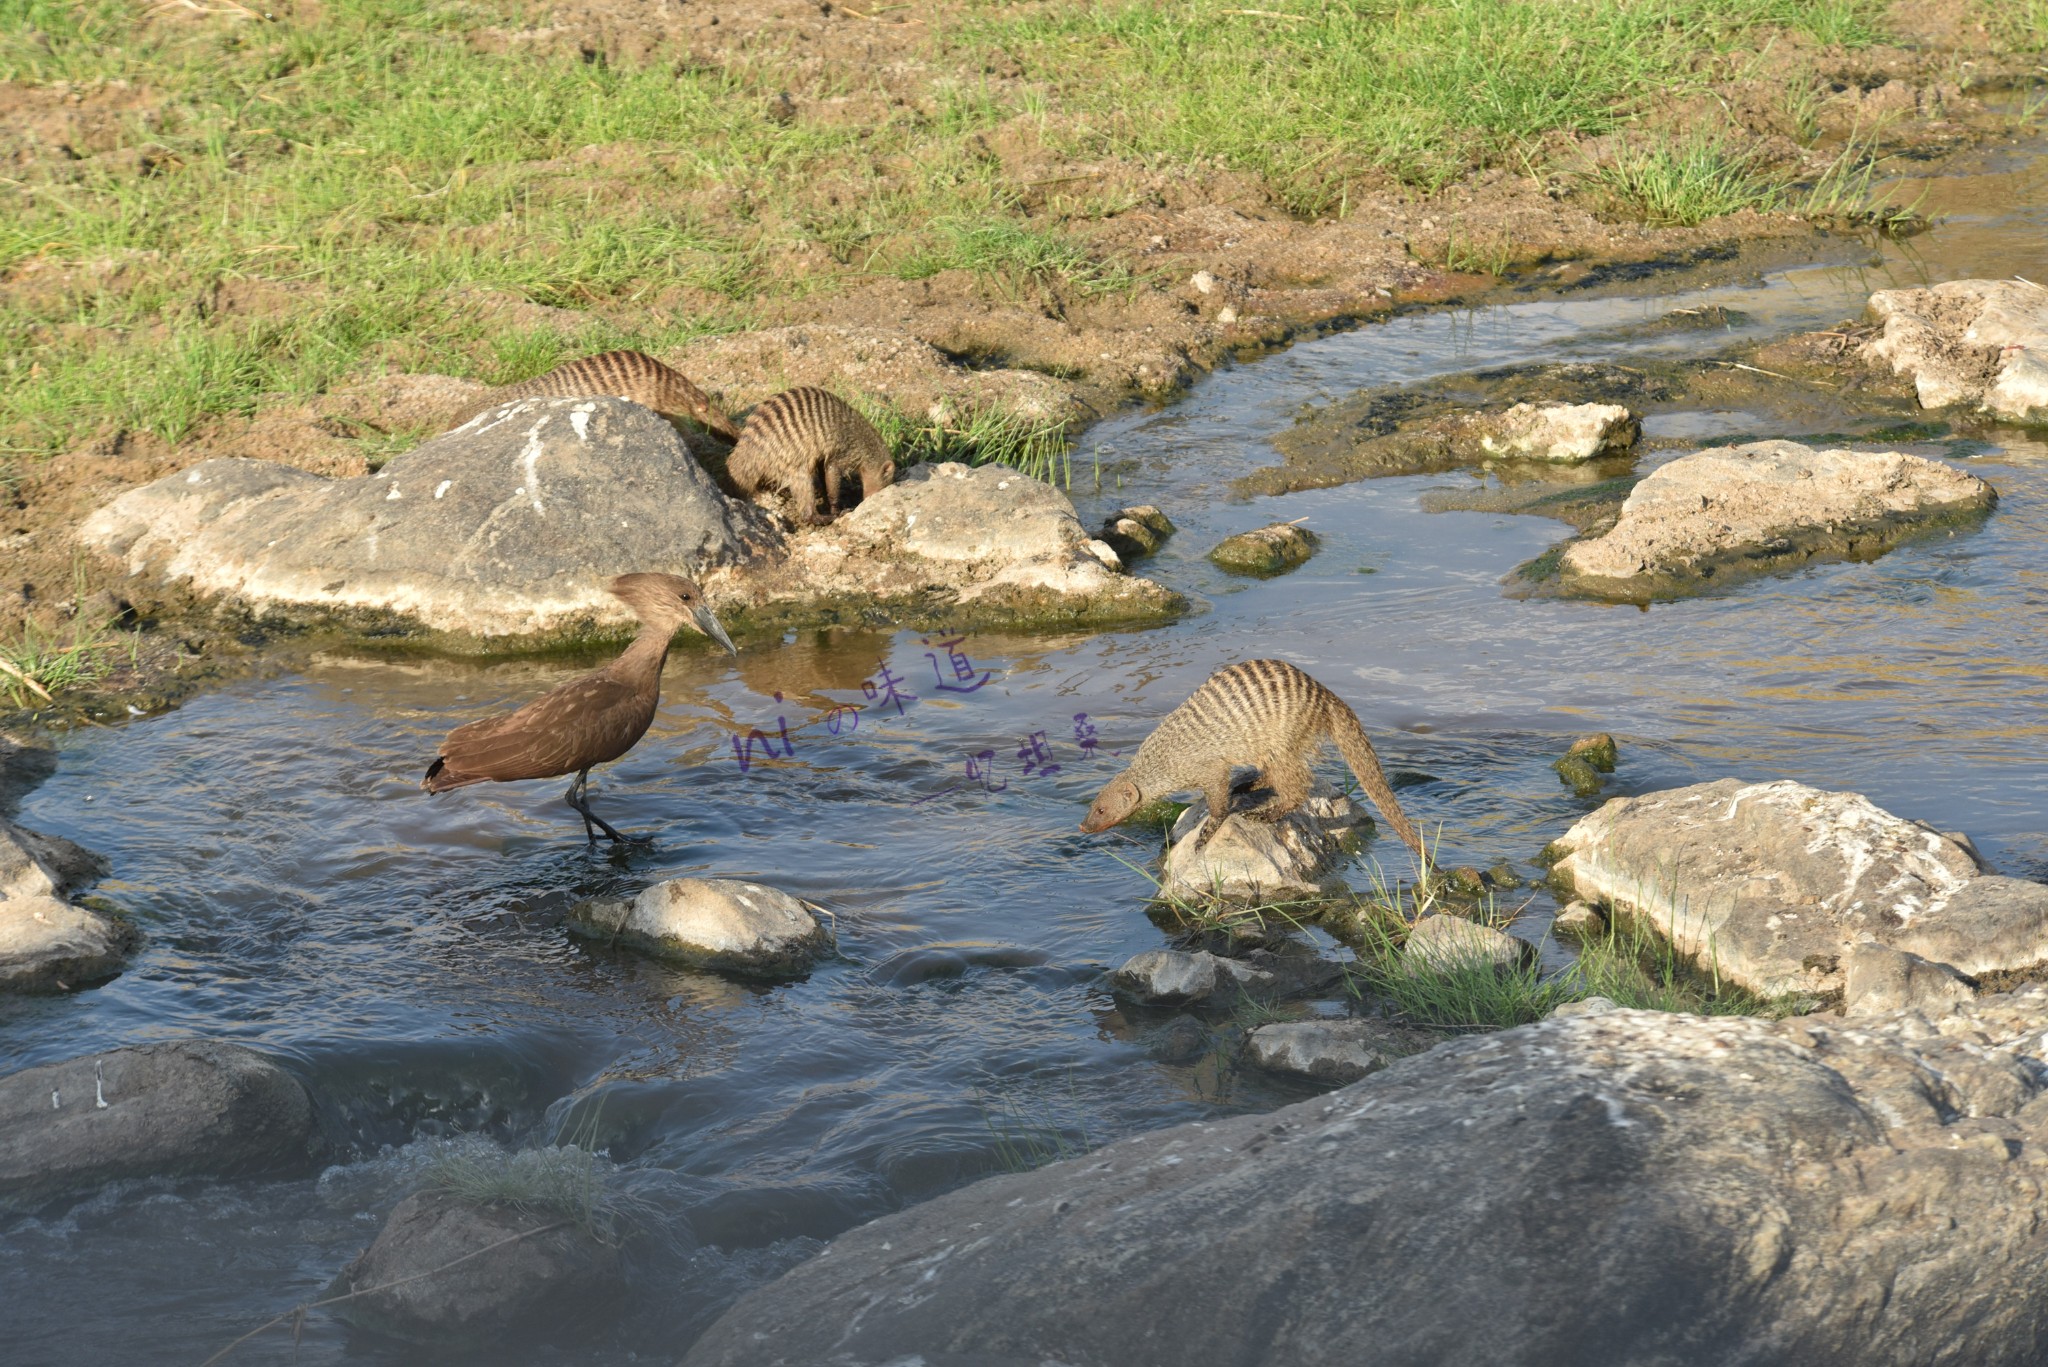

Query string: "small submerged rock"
[1112, 949, 1268, 1008]
[1245, 1019, 1405, 1086]
[1548, 777, 2048, 999]
[0, 815, 132, 993]
[1550, 901, 1607, 942]
[1161, 784, 1366, 902]
[1097, 504, 1175, 563]
[568, 878, 834, 979]
[1554, 733, 1619, 797]
[1862, 278, 2048, 423]
[1545, 441, 1994, 602]
[1208, 521, 1319, 577]
[1402, 915, 1532, 973]
[331, 1188, 619, 1345]
[0, 1041, 322, 1211]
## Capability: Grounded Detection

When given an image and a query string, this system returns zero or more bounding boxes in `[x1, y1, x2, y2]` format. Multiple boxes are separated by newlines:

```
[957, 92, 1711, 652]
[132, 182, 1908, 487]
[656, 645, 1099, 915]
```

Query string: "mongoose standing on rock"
[725, 386, 895, 525]
[1079, 658, 1425, 864]
[421, 572, 736, 843]
[444, 351, 741, 442]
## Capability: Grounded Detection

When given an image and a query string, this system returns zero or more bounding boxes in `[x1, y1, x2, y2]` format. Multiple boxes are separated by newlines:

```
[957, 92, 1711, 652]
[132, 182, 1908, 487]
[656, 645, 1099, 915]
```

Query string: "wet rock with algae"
[1208, 522, 1320, 577]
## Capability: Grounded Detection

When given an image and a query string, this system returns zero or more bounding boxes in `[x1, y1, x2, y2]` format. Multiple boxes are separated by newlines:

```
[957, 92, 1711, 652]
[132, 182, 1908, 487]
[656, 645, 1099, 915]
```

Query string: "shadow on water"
[5, 129, 2048, 1363]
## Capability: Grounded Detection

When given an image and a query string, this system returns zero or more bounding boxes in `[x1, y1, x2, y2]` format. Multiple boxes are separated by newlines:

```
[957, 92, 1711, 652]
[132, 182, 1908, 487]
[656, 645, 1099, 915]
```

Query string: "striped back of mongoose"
[725, 386, 895, 525]
[1079, 659, 1423, 861]
[446, 351, 740, 441]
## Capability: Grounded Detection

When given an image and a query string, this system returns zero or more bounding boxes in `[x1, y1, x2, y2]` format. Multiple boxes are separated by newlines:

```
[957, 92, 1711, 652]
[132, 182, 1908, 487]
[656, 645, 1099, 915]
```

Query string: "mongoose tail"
[1324, 702, 1424, 861]
[446, 351, 740, 441]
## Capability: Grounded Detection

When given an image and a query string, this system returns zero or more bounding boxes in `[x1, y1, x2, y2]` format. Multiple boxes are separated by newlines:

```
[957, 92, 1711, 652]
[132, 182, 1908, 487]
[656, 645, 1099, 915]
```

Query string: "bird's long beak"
[693, 604, 737, 655]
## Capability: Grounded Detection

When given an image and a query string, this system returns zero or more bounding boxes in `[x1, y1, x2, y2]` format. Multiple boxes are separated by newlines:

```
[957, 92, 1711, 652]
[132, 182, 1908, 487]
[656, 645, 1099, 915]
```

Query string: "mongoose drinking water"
[725, 386, 895, 525]
[445, 351, 741, 442]
[1078, 658, 1425, 862]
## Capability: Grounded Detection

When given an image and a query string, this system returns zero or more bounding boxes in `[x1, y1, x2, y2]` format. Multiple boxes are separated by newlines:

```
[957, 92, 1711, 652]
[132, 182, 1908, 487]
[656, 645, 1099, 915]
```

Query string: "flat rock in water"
[331, 1190, 618, 1345]
[1245, 1019, 1402, 1085]
[1547, 777, 2048, 999]
[1111, 948, 1276, 1008]
[1862, 279, 2048, 423]
[1463, 401, 1640, 463]
[1402, 914, 1530, 973]
[1551, 441, 1994, 602]
[567, 878, 833, 979]
[0, 1041, 320, 1211]
[682, 989, 2048, 1367]
[0, 815, 132, 994]
[1162, 786, 1364, 901]
[1208, 522, 1319, 576]
[79, 397, 781, 640]
[741, 461, 1178, 628]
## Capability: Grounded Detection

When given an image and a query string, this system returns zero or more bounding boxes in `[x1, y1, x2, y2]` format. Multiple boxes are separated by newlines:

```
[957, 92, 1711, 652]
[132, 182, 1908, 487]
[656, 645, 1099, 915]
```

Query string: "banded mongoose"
[725, 386, 895, 525]
[1078, 658, 1425, 862]
[445, 351, 741, 442]
[421, 572, 736, 843]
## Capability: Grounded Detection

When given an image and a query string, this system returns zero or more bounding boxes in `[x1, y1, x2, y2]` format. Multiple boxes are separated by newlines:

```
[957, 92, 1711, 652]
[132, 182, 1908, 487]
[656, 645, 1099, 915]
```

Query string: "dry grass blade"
[198, 1220, 569, 1366]
[0, 656, 52, 702]
[148, 0, 270, 18]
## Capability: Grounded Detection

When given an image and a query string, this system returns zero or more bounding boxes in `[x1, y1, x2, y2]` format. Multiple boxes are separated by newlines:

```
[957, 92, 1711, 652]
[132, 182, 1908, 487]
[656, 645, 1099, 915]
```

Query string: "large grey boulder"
[684, 989, 2048, 1367]
[330, 1187, 618, 1344]
[0, 1041, 321, 1210]
[0, 814, 132, 993]
[1863, 279, 2048, 422]
[79, 397, 781, 640]
[733, 461, 1177, 627]
[1161, 785, 1366, 901]
[1548, 777, 2048, 998]
[567, 877, 833, 979]
[1553, 441, 1994, 601]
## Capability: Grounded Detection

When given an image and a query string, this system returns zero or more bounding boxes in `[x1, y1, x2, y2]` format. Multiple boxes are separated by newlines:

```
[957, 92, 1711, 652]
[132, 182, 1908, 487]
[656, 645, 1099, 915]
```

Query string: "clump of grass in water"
[424, 1143, 622, 1241]
[978, 1082, 1093, 1174]
[850, 393, 1072, 487]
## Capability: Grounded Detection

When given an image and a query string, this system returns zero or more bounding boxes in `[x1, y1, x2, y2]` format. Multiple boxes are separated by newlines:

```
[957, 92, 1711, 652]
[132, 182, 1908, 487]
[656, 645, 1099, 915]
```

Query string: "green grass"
[0, 0, 1920, 473]
[850, 392, 1074, 486]
[0, 615, 137, 707]
[424, 1142, 620, 1240]
[1575, 135, 1785, 227]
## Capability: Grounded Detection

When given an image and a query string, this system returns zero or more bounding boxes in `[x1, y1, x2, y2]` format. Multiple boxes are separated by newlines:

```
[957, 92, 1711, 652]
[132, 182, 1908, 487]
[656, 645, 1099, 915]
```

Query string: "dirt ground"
[0, 0, 2039, 716]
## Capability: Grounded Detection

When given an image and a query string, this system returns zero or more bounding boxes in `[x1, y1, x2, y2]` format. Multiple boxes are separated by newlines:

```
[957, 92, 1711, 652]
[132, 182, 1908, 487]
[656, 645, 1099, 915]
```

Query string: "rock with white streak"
[567, 878, 834, 979]
[80, 398, 780, 640]
[1863, 279, 2048, 423]
[1553, 441, 1993, 602]
[1547, 777, 2048, 998]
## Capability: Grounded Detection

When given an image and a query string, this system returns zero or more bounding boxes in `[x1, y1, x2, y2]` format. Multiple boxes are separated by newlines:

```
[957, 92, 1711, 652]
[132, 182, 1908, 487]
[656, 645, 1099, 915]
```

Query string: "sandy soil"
[0, 0, 2036, 715]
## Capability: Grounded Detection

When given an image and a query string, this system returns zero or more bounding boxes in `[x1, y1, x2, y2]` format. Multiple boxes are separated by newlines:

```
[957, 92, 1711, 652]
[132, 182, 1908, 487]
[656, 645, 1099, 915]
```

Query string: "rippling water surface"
[5, 133, 2048, 1363]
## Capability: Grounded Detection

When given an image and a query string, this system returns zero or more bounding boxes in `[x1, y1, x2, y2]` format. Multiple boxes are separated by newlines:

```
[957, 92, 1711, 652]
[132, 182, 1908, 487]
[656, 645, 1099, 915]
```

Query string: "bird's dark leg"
[564, 768, 649, 845]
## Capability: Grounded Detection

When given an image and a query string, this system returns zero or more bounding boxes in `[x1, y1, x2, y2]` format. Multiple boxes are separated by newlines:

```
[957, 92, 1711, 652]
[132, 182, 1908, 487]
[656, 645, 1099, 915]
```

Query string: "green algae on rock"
[1208, 522, 1321, 577]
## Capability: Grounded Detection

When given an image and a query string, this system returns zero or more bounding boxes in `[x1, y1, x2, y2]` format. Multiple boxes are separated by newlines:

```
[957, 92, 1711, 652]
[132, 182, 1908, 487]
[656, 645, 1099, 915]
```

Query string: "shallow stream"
[5, 131, 2048, 1363]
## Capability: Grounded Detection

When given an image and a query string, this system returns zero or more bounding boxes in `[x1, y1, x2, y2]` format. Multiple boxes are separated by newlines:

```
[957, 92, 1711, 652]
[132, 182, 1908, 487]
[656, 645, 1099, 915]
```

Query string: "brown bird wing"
[427, 673, 655, 789]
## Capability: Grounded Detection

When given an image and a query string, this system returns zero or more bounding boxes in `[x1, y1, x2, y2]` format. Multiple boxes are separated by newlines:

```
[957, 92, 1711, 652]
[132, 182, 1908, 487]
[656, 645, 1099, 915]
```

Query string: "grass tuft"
[424, 1143, 620, 1241]
[0, 615, 137, 707]
[851, 393, 1073, 486]
[1575, 136, 1784, 228]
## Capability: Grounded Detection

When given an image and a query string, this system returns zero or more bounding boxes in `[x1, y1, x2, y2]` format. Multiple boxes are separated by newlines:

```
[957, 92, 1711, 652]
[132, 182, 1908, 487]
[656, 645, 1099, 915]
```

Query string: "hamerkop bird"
[1079, 659, 1426, 868]
[421, 573, 736, 842]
